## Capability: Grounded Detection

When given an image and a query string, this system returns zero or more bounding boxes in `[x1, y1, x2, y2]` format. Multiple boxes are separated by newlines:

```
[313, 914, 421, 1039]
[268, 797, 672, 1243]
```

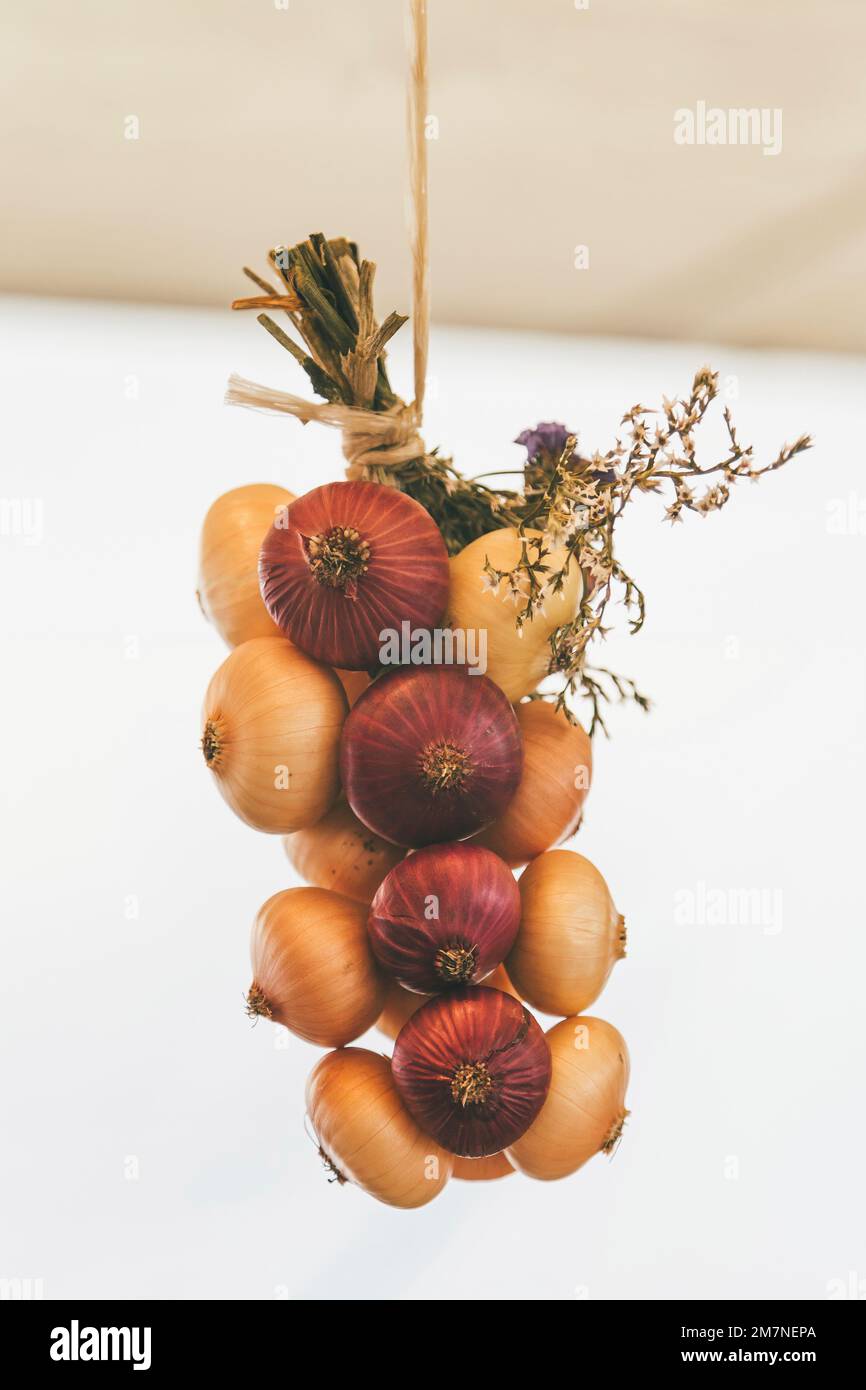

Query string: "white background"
[1, 296, 864, 1300]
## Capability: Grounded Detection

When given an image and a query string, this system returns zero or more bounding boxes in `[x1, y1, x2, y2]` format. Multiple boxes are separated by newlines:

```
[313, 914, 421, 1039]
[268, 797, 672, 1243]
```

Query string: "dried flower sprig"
[483, 370, 812, 732]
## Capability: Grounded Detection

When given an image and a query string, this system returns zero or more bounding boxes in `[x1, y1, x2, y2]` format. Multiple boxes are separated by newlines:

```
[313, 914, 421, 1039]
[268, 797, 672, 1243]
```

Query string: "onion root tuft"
[435, 944, 478, 983]
[305, 525, 371, 591]
[417, 739, 473, 795]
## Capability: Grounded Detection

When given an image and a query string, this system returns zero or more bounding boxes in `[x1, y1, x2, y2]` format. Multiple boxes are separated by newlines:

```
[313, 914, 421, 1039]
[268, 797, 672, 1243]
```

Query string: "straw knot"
[342, 401, 425, 480]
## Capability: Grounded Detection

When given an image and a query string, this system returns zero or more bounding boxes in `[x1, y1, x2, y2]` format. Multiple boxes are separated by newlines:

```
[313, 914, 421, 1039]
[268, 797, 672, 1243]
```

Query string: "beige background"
[4, 0, 865, 351]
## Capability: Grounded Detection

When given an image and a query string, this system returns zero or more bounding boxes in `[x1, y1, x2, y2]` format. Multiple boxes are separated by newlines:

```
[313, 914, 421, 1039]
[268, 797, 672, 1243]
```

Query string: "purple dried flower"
[515, 422, 578, 466]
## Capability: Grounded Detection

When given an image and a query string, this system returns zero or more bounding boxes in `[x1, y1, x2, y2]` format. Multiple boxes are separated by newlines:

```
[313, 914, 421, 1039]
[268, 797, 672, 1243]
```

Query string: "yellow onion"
[246, 887, 384, 1046]
[506, 1016, 629, 1180]
[283, 799, 404, 905]
[452, 1151, 515, 1182]
[201, 637, 346, 833]
[508, 850, 625, 1015]
[197, 483, 293, 647]
[376, 963, 520, 1042]
[306, 1048, 453, 1207]
[448, 527, 583, 700]
[473, 701, 592, 866]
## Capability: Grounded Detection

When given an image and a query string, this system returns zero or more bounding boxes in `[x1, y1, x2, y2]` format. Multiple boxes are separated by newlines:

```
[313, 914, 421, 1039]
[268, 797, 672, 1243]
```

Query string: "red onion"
[368, 842, 521, 993]
[258, 480, 449, 670]
[391, 987, 551, 1157]
[340, 666, 523, 847]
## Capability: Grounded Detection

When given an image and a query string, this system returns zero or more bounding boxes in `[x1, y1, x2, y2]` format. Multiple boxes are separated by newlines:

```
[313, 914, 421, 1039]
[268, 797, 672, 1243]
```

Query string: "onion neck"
[601, 1109, 630, 1155]
[245, 983, 273, 1021]
[201, 717, 223, 767]
[318, 1145, 347, 1185]
[305, 526, 371, 590]
[418, 739, 473, 795]
[616, 913, 627, 958]
[435, 944, 478, 983]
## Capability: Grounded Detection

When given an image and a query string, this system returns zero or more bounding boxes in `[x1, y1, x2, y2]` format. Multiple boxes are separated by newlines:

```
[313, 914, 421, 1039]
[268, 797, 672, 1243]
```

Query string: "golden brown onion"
[201, 637, 346, 833]
[472, 701, 592, 866]
[283, 799, 404, 905]
[197, 484, 293, 647]
[506, 1015, 629, 1180]
[306, 1048, 453, 1208]
[247, 887, 384, 1046]
[507, 849, 625, 1015]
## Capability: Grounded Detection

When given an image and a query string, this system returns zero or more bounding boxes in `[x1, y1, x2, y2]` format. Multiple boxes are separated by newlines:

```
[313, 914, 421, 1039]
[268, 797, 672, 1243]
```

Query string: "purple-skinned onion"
[258, 480, 449, 670]
[391, 986, 552, 1157]
[340, 666, 523, 847]
[368, 842, 521, 993]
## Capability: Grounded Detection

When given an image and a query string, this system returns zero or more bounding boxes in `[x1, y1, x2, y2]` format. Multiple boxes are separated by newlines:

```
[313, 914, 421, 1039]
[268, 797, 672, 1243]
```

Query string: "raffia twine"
[224, 378, 425, 479]
[225, 0, 430, 484]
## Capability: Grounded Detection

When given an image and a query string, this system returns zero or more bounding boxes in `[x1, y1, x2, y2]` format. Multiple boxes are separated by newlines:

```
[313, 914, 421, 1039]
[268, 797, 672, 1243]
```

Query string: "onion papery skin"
[452, 1151, 515, 1181]
[259, 481, 449, 671]
[472, 702, 592, 867]
[369, 842, 521, 993]
[306, 1048, 453, 1208]
[198, 484, 294, 647]
[248, 887, 385, 1046]
[392, 986, 552, 1158]
[506, 1016, 630, 1180]
[448, 528, 583, 701]
[507, 849, 626, 1016]
[284, 799, 405, 905]
[375, 963, 519, 1041]
[340, 666, 523, 848]
[201, 637, 347, 833]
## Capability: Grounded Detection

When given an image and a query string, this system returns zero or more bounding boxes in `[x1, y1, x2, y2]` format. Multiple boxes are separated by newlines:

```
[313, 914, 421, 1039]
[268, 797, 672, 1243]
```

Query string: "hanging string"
[408, 0, 429, 421]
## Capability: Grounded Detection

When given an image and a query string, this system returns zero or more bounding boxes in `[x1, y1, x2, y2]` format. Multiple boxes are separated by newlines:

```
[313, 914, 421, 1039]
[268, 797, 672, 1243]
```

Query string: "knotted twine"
[225, 0, 430, 484]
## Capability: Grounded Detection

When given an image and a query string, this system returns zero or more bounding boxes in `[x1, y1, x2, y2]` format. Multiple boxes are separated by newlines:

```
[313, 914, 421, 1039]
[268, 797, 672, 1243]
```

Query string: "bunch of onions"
[197, 483, 294, 647]
[259, 480, 449, 670]
[306, 1048, 453, 1208]
[201, 637, 346, 833]
[376, 963, 519, 1041]
[341, 666, 523, 847]
[507, 850, 626, 1015]
[284, 799, 404, 905]
[473, 701, 592, 866]
[506, 1016, 630, 1180]
[392, 987, 551, 1157]
[448, 528, 583, 700]
[368, 842, 521, 992]
[247, 887, 384, 1046]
